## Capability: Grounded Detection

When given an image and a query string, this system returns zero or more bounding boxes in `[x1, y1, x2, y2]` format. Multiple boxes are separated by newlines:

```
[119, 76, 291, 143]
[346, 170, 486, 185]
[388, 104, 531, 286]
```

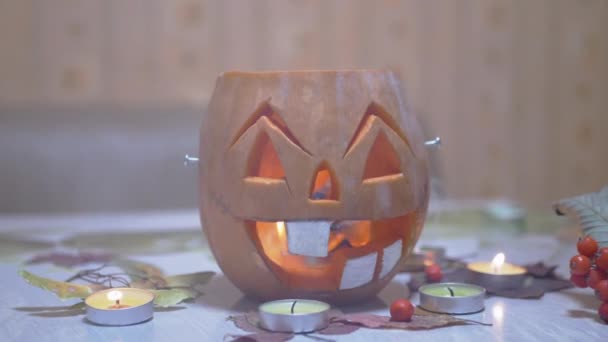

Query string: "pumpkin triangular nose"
[309, 162, 339, 201]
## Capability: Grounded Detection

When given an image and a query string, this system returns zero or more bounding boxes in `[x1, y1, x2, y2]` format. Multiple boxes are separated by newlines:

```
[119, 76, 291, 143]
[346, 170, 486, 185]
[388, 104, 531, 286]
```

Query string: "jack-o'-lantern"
[199, 70, 430, 303]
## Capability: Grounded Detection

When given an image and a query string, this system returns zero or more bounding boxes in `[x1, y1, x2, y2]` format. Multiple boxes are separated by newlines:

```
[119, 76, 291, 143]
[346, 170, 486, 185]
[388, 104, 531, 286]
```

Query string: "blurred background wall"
[0, 0, 607, 213]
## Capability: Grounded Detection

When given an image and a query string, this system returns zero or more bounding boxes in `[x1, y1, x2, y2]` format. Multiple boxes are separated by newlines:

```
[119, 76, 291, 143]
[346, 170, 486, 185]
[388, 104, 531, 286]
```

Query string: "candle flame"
[276, 221, 286, 240]
[491, 253, 505, 273]
[107, 290, 123, 302]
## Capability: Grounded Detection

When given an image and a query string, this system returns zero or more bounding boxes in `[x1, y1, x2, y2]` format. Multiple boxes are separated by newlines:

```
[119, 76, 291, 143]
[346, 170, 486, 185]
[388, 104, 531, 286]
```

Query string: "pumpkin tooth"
[380, 239, 402, 278]
[285, 221, 331, 257]
[339, 252, 378, 290]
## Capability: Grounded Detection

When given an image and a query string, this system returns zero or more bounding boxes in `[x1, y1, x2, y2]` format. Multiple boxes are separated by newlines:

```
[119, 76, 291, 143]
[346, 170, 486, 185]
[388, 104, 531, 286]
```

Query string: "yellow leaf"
[19, 270, 95, 299]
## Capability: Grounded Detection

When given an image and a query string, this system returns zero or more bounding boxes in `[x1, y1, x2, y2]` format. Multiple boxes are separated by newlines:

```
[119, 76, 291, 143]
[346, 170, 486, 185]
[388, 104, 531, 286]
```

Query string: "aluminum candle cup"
[419, 283, 485, 314]
[259, 299, 330, 333]
[467, 261, 526, 290]
[85, 288, 155, 326]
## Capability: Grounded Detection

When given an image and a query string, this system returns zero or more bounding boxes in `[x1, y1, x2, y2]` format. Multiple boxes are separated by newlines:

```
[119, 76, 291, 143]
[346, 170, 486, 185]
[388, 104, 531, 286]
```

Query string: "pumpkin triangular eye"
[247, 131, 285, 179]
[363, 131, 401, 180]
[310, 162, 339, 200]
[231, 100, 311, 155]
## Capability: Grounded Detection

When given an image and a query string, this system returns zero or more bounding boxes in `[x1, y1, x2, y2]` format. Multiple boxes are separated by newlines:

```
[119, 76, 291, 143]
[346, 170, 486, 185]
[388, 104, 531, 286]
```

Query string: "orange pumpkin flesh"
[200, 70, 429, 303]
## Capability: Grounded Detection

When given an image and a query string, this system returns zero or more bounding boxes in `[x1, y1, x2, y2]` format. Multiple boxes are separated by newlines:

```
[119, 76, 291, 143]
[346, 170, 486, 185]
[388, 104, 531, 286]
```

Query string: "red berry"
[588, 268, 608, 289]
[425, 264, 443, 282]
[577, 236, 599, 257]
[570, 274, 588, 288]
[595, 280, 608, 301]
[570, 254, 592, 276]
[390, 298, 415, 322]
[596, 248, 608, 271]
[599, 303, 608, 324]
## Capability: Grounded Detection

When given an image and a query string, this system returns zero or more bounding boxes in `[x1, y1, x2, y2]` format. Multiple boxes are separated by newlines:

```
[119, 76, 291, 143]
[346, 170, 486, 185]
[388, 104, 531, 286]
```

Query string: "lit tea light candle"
[419, 282, 485, 314]
[85, 288, 155, 326]
[467, 253, 526, 290]
[259, 299, 330, 333]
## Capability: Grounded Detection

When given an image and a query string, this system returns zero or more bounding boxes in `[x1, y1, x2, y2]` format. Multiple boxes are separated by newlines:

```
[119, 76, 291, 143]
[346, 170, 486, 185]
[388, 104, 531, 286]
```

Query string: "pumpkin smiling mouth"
[245, 213, 419, 292]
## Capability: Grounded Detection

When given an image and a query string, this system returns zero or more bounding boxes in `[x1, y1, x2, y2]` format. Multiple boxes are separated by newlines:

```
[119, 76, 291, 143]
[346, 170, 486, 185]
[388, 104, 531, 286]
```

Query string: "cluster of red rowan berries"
[569, 236, 608, 323]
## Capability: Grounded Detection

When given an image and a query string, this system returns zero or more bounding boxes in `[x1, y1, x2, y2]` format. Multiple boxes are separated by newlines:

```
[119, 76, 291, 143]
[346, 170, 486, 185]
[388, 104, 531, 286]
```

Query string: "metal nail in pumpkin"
[198, 70, 430, 303]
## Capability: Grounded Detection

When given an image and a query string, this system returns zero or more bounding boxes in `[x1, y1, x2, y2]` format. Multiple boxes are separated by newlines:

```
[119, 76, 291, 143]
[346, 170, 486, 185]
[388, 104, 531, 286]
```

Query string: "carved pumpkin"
[199, 70, 429, 303]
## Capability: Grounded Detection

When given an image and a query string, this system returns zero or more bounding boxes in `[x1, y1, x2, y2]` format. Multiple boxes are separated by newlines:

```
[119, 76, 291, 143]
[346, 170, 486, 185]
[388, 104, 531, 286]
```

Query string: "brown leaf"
[226, 333, 293, 342]
[317, 322, 360, 335]
[525, 262, 558, 278]
[331, 313, 387, 329]
[228, 312, 264, 333]
[488, 278, 572, 299]
[331, 309, 491, 330]
[27, 252, 113, 268]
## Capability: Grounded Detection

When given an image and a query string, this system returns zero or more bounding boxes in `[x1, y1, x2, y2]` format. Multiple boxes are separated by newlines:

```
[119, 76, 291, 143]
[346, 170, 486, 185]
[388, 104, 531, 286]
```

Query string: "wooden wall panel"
[1, 0, 607, 211]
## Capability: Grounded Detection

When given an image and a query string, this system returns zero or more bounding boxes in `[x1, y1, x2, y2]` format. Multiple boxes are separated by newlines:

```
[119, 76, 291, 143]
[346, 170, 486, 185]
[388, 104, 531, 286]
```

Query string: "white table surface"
[0, 209, 605, 342]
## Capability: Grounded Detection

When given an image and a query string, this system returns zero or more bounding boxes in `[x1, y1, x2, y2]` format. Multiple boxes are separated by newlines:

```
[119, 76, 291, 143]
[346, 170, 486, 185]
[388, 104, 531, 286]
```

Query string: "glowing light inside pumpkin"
[276, 221, 286, 240]
[249, 214, 418, 291]
[330, 221, 371, 249]
[327, 232, 346, 252]
[491, 253, 505, 274]
[310, 164, 339, 200]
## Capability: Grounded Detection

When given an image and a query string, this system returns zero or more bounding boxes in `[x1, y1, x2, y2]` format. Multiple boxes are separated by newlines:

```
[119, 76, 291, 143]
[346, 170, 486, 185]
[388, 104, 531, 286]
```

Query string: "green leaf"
[19, 270, 96, 299]
[152, 288, 199, 307]
[113, 258, 164, 282]
[554, 186, 608, 247]
[62, 231, 205, 255]
[164, 271, 214, 288]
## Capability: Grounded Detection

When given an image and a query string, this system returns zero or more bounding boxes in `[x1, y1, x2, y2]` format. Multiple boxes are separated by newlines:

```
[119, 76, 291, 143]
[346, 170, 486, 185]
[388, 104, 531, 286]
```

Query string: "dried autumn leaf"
[227, 312, 294, 342]
[164, 271, 214, 288]
[19, 270, 100, 299]
[554, 186, 608, 246]
[0, 234, 53, 258]
[113, 257, 168, 289]
[225, 333, 293, 342]
[317, 322, 360, 335]
[525, 262, 558, 278]
[151, 288, 199, 307]
[113, 258, 164, 280]
[26, 252, 113, 268]
[228, 312, 264, 333]
[62, 230, 204, 255]
[332, 313, 387, 328]
[331, 308, 491, 330]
